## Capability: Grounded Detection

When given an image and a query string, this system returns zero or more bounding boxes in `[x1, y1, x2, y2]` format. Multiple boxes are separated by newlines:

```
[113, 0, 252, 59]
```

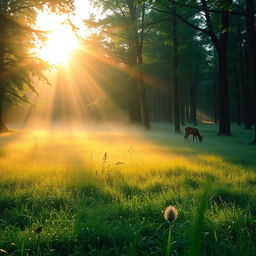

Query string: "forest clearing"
[1, 0, 256, 255]
[0, 124, 255, 255]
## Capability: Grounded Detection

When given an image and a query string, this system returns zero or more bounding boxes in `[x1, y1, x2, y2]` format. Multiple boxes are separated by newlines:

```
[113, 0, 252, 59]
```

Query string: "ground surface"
[0, 123, 255, 256]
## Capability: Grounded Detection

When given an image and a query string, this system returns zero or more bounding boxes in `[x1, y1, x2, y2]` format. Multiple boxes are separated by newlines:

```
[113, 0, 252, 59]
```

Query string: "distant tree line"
[0, 0, 256, 144]
[87, 0, 256, 143]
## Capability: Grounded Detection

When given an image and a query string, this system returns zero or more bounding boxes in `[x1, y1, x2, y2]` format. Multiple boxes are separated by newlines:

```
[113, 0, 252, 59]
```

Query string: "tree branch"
[7, 1, 48, 14]
[152, 7, 211, 36]
[200, 0, 219, 46]
[168, 0, 245, 16]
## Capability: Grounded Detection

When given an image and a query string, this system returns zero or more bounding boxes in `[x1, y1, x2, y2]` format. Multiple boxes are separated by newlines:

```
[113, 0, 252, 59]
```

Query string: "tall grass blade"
[189, 181, 212, 256]
[166, 226, 171, 256]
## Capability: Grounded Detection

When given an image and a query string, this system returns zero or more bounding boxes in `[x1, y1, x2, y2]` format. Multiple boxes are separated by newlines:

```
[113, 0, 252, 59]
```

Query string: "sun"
[38, 29, 78, 65]
[35, 12, 79, 65]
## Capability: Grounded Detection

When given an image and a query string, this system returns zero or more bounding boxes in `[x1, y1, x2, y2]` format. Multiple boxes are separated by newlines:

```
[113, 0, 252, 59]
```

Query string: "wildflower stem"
[166, 226, 171, 256]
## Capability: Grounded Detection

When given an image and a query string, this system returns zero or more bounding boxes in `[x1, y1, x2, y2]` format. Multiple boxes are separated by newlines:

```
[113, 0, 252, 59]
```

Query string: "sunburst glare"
[34, 12, 79, 65]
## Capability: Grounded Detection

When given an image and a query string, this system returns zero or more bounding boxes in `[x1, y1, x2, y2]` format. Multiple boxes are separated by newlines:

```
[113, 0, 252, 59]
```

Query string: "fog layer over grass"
[0, 123, 255, 255]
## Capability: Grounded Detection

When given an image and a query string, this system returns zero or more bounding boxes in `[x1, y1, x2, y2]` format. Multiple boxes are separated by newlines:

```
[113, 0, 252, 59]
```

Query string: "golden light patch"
[34, 12, 79, 65]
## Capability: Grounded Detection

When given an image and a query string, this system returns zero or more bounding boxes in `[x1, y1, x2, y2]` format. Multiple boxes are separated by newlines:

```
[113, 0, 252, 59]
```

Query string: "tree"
[135, 2, 151, 130]
[153, 0, 234, 135]
[245, 0, 256, 143]
[171, 0, 180, 133]
[139, 1, 207, 127]
[87, 0, 151, 129]
[0, 0, 74, 131]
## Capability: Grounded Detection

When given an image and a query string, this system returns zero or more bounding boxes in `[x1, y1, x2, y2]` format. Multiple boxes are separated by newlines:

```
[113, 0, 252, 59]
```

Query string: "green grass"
[0, 123, 255, 255]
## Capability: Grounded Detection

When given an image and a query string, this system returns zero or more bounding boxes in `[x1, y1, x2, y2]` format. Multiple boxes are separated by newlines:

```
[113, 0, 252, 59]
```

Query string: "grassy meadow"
[0, 123, 255, 256]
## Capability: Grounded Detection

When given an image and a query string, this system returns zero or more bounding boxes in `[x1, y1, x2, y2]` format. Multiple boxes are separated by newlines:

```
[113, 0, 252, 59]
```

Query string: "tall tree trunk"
[201, 0, 231, 134]
[185, 104, 190, 122]
[242, 51, 252, 128]
[172, 1, 180, 133]
[129, 80, 142, 123]
[216, 44, 230, 135]
[214, 0, 231, 135]
[139, 71, 150, 129]
[234, 62, 241, 125]
[0, 17, 8, 132]
[127, 1, 142, 125]
[0, 97, 8, 132]
[213, 49, 218, 124]
[136, 44, 150, 128]
[168, 85, 173, 124]
[246, 0, 256, 143]
[190, 75, 197, 126]
[136, 13, 150, 130]
[180, 99, 184, 126]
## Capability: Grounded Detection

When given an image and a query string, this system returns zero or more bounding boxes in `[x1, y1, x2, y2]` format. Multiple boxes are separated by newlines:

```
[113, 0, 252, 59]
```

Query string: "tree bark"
[190, 75, 197, 126]
[239, 37, 252, 128]
[213, 49, 218, 124]
[138, 3, 150, 130]
[138, 66, 150, 129]
[180, 99, 185, 126]
[213, 0, 232, 135]
[246, 0, 256, 143]
[0, 16, 8, 132]
[126, 1, 142, 124]
[0, 97, 9, 132]
[234, 62, 241, 125]
[216, 44, 230, 135]
[200, 0, 232, 134]
[135, 6, 150, 129]
[172, 1, 180, 133]
[185, 104, 189, 122]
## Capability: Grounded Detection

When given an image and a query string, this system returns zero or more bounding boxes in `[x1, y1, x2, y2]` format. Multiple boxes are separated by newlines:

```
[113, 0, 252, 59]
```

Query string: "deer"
[184, 127, 203, 142]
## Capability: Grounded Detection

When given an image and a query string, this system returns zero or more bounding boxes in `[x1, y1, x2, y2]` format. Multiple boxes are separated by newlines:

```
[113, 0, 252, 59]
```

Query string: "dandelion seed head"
[163, 205, 178, 222]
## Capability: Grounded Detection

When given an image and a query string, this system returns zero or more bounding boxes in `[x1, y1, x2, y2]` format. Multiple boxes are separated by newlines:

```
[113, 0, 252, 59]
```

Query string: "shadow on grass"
[147, 123, 255, 169]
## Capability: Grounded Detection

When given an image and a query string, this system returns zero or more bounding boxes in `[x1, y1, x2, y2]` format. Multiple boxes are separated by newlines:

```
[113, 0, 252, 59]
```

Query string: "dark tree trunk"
[137, 50, 150, 130]
[168, 86, 173, 124]
[127, 1, 142, 125]
[136, 3, 150, 130]
[185, 104, 190, 122]
[213, 49, 218, 124]
[190, 76, 197, 126]
[0, 21, 8, 132]
[180, 99, 185, 126]
[200, 0, 231, 134]
[246, 0, 256, 143]
[234, 62, 241, 125]
[129, 87, 142, 123]
[216, 45, 230, 135]
[140, 78, 150, 129]
[214, 0, 231, 135]
[172, 1, 180, 133]
[239, 32, 252, 128]
[0, 99, 9, 132]
[243, 51, 252, 129]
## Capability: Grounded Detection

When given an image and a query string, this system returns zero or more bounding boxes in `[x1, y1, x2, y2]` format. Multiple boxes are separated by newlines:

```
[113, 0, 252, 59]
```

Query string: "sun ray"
[33, 12, 79, 65]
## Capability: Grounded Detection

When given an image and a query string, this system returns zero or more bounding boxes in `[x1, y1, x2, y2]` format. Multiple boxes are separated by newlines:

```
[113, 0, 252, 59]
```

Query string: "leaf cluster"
[0, 0, 74, 105]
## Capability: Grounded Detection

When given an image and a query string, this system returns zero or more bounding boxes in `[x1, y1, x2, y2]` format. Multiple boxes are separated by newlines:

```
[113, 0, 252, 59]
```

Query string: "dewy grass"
[0, 123, 255, 255]
[188, 180, 213, 256]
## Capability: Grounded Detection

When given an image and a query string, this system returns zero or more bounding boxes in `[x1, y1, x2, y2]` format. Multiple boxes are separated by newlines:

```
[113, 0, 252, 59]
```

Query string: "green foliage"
[0, 0, 74, 106]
